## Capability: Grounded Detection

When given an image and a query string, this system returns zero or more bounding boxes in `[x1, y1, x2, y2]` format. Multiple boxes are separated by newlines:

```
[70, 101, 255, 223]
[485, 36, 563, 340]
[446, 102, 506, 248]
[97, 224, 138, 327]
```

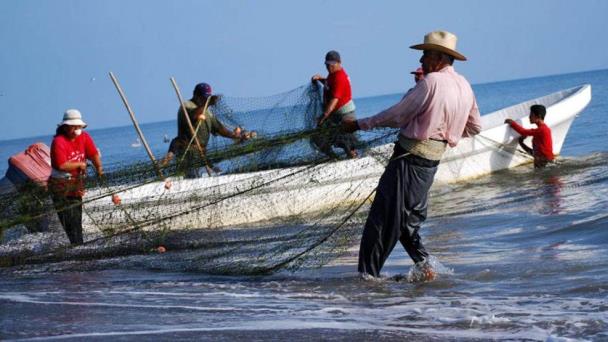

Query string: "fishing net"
[0, 82, 400, 274]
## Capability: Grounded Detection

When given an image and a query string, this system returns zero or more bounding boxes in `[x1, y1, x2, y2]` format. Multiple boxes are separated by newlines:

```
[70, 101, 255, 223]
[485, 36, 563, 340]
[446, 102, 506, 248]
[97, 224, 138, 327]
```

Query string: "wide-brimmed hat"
[410, 31, 467, 61]
[58, 109, 87, 128]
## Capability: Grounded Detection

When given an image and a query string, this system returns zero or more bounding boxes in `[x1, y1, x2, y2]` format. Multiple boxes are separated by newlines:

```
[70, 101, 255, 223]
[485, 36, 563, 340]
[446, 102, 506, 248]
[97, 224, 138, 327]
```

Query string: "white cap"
[58, 109, 87, 128]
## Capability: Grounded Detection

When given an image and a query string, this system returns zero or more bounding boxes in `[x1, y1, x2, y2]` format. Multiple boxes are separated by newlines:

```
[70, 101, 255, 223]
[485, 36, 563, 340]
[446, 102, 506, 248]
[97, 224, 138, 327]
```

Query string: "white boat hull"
[83, 85, 591, 235]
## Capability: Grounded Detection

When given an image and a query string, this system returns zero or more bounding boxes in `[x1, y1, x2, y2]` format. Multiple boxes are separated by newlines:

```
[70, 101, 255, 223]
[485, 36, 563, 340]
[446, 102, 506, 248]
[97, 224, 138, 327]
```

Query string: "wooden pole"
[170, 77, 212, 175]
[108, 72, 164, 179]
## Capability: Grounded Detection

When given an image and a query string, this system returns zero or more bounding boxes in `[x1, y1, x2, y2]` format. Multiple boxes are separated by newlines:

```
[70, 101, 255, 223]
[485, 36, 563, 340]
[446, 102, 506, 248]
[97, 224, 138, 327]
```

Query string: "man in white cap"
[343, 31, 482, 279]
[49, 109, 110, 245]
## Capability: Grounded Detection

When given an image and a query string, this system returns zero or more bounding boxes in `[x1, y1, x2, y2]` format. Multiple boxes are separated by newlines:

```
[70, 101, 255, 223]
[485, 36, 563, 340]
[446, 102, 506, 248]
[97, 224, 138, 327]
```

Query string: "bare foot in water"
[410, 261, 437, 282]
[421, 265, 437, 282]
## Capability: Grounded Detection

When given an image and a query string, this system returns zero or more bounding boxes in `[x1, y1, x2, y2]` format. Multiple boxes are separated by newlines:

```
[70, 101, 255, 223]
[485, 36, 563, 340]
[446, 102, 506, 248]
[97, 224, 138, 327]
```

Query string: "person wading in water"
[343, 31, 481, 280]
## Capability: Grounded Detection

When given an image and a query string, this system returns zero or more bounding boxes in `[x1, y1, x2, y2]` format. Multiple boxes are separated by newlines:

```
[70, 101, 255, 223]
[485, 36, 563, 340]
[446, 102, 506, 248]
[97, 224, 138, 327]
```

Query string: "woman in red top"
[505, 104, 554, 168]
[49, 109, 105, 245]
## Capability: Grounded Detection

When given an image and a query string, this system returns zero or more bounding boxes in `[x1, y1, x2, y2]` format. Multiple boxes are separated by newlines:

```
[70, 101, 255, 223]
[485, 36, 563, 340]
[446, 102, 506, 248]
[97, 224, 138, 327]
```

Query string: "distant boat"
[131, 138, 142, 148]
[163, 134, 170, 143]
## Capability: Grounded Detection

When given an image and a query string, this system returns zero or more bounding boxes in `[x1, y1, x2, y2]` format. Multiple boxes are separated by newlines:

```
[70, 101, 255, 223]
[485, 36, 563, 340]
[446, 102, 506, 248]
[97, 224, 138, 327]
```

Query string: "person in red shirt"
[49, 109, 107, 245]
[505, 104, 554, 168]
[311, 50, 359, 158]
[410, 67, 424, 83]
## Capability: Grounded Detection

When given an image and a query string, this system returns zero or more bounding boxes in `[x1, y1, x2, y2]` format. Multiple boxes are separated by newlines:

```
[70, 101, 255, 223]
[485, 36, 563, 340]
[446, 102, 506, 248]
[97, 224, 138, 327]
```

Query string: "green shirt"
[176, 100, 223, 148]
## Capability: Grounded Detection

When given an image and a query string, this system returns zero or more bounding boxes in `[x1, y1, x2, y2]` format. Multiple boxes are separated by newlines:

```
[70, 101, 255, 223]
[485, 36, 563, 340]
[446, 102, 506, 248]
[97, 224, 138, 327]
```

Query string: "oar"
[170, 77, 213, 176]
[109, 72, 164, 180]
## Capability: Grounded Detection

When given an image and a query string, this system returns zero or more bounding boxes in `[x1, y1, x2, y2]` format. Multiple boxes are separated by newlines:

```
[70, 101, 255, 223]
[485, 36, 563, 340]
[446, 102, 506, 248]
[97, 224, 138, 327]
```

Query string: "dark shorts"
[311, 111, 359, 156]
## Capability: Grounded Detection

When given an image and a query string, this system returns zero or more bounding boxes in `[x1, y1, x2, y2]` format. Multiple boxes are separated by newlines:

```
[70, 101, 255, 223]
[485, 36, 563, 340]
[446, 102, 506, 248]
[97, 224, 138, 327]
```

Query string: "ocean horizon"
[1, 68, 606, 177]
[2, 67, 606, 144]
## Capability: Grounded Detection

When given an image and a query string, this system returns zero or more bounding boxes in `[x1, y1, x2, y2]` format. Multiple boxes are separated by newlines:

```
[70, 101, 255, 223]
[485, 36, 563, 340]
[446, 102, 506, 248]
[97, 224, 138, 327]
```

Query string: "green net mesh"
[0, 83, 399, 274]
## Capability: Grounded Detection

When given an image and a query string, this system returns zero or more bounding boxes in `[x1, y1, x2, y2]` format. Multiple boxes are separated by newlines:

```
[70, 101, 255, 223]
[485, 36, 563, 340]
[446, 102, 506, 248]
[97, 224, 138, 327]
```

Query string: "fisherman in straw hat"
[343, 30, 482, 280]
[49, 109, 115, 245]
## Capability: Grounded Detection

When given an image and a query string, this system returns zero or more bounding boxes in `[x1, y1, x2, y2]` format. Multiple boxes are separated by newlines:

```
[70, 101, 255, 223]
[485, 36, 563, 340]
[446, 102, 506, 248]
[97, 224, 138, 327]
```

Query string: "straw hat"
[410, 31, 467, 61]
[58, 109, 87, 127]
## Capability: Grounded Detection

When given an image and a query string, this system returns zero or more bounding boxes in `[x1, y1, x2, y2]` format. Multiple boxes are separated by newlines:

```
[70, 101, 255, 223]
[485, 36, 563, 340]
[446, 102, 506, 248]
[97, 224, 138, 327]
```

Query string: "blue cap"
[325, 50, 341, 65]
[194, 83, 213, 97]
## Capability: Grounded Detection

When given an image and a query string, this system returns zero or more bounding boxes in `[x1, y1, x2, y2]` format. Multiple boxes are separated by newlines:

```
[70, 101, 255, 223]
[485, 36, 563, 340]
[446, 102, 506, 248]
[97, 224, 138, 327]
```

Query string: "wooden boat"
[82, 84, 592, 234]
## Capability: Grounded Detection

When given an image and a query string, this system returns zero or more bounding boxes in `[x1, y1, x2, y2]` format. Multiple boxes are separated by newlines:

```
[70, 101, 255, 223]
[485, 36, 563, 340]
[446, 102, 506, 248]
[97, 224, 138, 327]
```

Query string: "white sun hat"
[410, 30, 467, 61]
[58, 109, 87, 128]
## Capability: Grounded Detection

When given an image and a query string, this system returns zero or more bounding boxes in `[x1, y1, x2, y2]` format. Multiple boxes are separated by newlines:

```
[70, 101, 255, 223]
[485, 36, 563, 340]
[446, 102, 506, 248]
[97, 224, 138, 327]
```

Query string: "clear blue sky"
[1, 0, 607, 140]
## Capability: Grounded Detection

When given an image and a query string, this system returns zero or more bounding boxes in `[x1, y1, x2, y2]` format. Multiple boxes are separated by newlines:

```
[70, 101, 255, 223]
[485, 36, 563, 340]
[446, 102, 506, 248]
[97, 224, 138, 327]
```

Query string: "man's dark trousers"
[358, 144, 439, 277]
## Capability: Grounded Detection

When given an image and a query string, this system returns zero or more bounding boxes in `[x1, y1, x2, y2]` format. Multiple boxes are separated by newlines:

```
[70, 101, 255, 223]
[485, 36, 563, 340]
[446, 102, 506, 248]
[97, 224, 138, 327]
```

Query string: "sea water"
[1, 69, 607, 340]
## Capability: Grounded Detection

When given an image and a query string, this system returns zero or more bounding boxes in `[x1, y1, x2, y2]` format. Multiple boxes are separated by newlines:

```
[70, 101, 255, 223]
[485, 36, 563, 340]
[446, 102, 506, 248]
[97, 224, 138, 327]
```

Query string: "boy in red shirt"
[505, 104, 554, 168]
[410, 67, 424, 84]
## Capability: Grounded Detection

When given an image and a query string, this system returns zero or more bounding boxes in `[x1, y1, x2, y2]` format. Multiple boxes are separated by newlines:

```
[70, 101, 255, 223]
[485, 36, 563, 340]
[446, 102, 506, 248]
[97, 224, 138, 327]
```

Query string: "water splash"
[406, 256, 454, 283]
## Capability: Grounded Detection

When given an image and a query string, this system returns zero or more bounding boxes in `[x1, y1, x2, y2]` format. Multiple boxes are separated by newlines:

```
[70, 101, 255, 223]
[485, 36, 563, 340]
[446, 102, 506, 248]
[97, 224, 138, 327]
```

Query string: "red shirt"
[50, 131, 98, 196]
[325, 68, 352, 111]
[509, 121, 554, 161]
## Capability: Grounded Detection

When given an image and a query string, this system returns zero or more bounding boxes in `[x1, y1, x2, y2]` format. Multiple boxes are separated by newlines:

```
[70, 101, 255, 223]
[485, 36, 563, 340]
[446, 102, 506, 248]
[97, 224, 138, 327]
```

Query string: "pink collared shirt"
[358, 66, 481, 147]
